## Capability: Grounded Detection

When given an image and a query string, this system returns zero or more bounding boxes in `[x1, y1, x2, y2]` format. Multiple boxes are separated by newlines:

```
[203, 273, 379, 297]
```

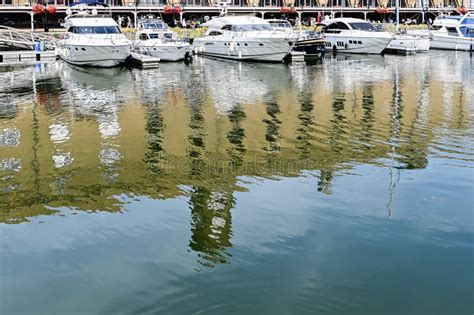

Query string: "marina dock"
[0, 50, 56, 64]
[128, 52, 161, 68]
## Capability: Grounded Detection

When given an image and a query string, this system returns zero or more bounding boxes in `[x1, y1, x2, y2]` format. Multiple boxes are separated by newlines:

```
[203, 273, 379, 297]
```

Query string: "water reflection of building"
[0, 54, 472, 268]
[188, 186, 234, 268]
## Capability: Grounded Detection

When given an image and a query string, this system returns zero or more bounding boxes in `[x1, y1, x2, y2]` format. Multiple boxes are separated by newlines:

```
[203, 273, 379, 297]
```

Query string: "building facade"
[0, 0, 472, 8]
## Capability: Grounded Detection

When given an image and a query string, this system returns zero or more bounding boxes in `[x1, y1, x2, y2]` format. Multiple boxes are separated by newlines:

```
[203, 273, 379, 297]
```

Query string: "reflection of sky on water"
[0, 127, 20, 147]
[52, 153, 73, 169]
[99, 148, 122, 166]
[1, 159, 472, 314]
[49, 123, 70, 143]
[0, 158, 21, 172]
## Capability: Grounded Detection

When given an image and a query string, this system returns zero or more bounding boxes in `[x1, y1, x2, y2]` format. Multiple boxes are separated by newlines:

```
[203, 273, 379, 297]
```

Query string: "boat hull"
[192, 37, 292, 62]
[385, 35, 431, 53]
[324, 33, 392, 54]
[57, 42, 131, 67]
[134, 42, 190, 62]
[430, 36, 474, 51]
[292, 38, 326, 57]
[408, 28, 474, 51]
[197, 51, 289, 62]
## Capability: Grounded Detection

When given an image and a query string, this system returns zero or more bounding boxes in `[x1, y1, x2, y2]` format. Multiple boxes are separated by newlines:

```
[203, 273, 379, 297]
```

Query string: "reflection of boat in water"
[321, 54, 390, 92]
[59, 63, 131, 90]
[198, 57, 292, 112]
[1, 55, 471, 232]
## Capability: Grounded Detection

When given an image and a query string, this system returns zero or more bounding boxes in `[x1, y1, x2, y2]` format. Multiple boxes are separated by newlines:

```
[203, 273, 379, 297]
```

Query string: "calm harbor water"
[0, 52, 473, 315]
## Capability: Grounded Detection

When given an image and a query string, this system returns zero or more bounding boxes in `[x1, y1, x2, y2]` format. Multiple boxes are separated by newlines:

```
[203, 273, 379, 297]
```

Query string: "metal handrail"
[0, 25, 58, 50]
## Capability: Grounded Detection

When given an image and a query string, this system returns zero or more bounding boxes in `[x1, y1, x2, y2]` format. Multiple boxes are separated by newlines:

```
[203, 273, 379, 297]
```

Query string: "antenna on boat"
[395, 0, 400, 33]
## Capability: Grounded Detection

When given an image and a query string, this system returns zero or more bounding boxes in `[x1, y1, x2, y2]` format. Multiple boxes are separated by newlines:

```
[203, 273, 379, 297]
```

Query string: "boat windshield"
[349, 22, 376, 31]
[231, 24, 273, 31]
[460, 26, 474, 38]
[269, 22, 292, 28]
[143, 22, 167, 30]
[71, 26, 121, 34]
[461, 17, 474, 25]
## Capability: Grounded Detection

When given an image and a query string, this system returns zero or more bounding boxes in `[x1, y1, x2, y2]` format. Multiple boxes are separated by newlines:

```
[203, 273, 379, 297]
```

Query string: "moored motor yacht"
[133, 17, 190, 62]
[385, 34, 431, 54]
[192, 15, 297, 62]
[408, 13, 473, 51]
[56, 4, 131, 67]
[267, 19, 326, 58]
[318, 18, 393, 54]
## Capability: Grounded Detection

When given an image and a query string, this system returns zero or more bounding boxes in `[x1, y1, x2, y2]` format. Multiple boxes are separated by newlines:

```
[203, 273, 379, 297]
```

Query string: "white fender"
[229, 42, 236, 54]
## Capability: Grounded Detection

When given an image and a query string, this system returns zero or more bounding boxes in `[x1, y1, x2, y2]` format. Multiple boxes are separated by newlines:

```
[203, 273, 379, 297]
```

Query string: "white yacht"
[319, 18, 393, 54]
[133, 17, 190, 62]
[409, 13, 474, 51]
[192, 15, 298, 62]
[386, 34, 431, 53]
[56, 5, 131, 67]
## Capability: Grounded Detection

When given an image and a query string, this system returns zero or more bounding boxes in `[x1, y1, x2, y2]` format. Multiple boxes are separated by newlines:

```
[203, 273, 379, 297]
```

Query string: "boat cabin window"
[149, 33, 160, 39]
[139, 33, 149, 40]
[231, 24, 272, 31]
[430, 25, 443, 31]
[349, 22, 376, 31]
[71, 26, 121, 34]
[460, 26, 474, 38]
[208, 30, 223, 36]
[324, 22, 350, 33]
[142, 22, 167, 30]
[221, 25, 233, 31]
[268, 21, 291, 28]
[461, 17, 474, 25]
[446, 27, 459, 37]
